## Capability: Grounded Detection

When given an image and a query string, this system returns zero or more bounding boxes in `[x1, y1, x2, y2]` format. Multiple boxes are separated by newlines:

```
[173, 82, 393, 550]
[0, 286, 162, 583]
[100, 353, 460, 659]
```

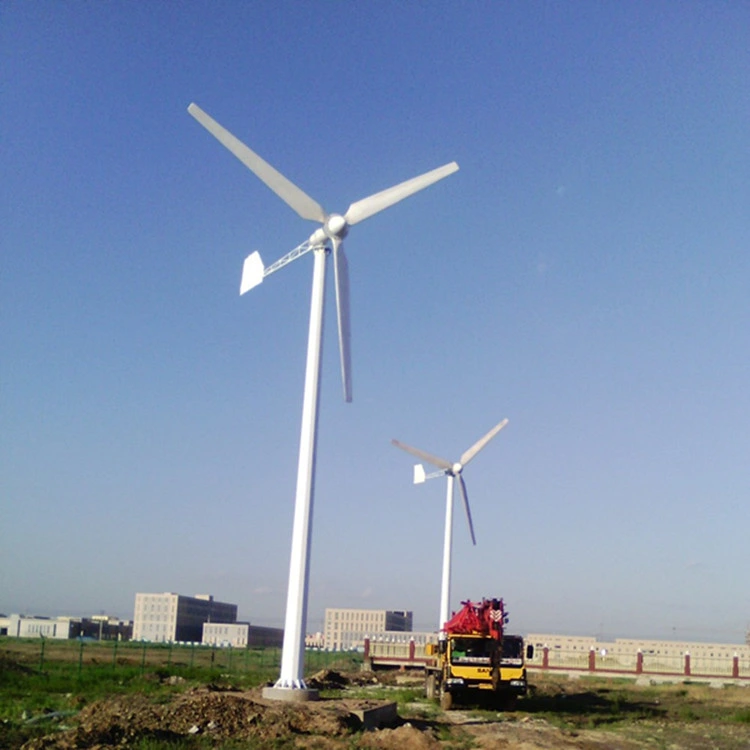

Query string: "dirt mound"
[358, 723, 441, 750]
[306, 669, 350, 689]
[21, 689, 365, 749]
[305, 669, 394, 689]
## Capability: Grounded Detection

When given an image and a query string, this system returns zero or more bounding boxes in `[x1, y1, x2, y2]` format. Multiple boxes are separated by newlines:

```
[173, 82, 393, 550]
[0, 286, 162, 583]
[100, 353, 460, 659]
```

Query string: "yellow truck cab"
[425, 599, 531, 709]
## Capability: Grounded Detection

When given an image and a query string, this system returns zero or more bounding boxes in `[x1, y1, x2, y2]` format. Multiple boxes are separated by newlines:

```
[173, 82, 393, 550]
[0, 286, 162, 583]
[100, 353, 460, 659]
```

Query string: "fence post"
[588, 648, 596, 672]
[732, 654, 739, 679]
[141, 642, 147, 675]
[684, 652, 691, 677]
[364, 638, 370, 660]
[112, 640, 118, 671]
[636, 650, 643, 675]
[39, 637, 46, 673]
[409, 638, 416, 663]
[78, 640, 84, 678]
[542, 646, 549, 669]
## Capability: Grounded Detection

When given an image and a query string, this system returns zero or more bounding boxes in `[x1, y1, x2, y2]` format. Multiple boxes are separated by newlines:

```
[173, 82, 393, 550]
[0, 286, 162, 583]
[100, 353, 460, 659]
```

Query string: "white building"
[132, 592, 237, 643]
[324, 608, 413, 651]
[202, 622, 284, 648]
[203, 622, 249, 647]
[0, 614, 75, 639]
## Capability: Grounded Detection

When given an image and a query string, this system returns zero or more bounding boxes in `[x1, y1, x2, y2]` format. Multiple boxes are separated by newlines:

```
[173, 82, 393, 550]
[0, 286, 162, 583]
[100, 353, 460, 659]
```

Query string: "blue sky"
[2, 1, 748, 644]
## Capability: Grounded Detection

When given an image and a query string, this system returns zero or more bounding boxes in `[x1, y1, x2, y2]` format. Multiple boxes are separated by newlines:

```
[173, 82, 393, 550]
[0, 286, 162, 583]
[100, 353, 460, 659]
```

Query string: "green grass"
[519, 675, 750, 734]
[0, 640, 360, 749]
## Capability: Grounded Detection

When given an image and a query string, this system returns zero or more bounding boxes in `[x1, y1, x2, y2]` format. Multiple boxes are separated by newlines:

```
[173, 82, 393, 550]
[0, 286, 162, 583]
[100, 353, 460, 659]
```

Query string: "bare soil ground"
[18, 670, 750, 750]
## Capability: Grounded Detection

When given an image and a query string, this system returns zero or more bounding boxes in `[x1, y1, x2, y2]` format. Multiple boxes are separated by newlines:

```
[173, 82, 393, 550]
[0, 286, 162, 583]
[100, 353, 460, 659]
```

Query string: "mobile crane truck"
[424, 598, 532, 709]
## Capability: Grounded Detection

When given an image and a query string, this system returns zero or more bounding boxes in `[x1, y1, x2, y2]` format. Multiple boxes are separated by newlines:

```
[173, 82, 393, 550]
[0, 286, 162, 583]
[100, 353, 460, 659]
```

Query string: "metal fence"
[0, 638, 357, 678]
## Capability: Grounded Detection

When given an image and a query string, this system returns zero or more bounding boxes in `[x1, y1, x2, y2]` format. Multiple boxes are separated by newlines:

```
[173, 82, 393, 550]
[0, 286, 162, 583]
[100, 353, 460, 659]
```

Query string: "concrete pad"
[262, 686, 319, 702]
[349, 701, 398, 730]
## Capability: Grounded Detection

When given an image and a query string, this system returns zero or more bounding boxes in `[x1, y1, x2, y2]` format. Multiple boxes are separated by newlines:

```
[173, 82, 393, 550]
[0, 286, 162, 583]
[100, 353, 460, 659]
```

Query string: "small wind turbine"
[391, 418, 508, 633]
[188, 103, 458, 696]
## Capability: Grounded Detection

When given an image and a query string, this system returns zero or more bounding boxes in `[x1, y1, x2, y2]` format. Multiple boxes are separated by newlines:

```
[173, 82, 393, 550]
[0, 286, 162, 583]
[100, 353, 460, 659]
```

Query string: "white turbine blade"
[344, 162, 459, 226]
[240, 251, 265, 295]
[391, 439, 452, 471]
[460, 418, 509, 467]
[188, 103, 327, 224]
[413, 464, 426, 484]
[457, 474, 477, 546]
[332, 238, 352, 402]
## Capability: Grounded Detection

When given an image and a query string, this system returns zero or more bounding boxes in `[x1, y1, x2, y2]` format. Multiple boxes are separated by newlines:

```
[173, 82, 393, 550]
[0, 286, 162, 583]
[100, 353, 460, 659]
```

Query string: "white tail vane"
[189, 102, 458, 694]
[240, 251, 266, 294]
[391, 418, 509, 631]
[413, 464, 426, 484]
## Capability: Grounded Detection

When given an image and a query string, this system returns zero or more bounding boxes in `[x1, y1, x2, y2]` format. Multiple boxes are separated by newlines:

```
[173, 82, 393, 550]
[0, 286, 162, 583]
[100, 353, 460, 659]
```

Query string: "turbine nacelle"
[325, 214, 348, 240]
[308, 214, 349, 246]
[450, 462, 463, 476]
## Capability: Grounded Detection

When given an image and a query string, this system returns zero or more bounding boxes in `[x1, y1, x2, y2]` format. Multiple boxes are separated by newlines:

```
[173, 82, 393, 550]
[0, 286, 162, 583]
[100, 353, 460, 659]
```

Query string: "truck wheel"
[425, 673, 437, 700]
[439, 689, 453, 711]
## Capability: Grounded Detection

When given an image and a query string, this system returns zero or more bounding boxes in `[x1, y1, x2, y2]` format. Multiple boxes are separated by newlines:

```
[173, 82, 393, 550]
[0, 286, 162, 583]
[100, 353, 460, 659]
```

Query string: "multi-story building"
[202, 622, 284, 648]
[132, 592, 237, 643]
[324, 608, 413, 651]
[202, 622, 250, 648]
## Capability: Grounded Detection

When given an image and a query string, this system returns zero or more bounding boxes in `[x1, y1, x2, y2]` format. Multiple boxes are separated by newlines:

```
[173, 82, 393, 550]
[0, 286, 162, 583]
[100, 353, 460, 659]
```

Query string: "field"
[2, 638, 750, 749]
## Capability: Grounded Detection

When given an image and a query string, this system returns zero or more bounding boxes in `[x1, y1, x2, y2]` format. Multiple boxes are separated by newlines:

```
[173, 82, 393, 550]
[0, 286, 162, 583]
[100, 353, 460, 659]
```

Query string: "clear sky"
[2, 1, 748, 644]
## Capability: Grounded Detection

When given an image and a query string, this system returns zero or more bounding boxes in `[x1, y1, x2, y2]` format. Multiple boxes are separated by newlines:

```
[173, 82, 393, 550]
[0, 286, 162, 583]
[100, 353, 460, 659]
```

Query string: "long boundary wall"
[363, 632, 750, 683]
[526, 633, 750, 679]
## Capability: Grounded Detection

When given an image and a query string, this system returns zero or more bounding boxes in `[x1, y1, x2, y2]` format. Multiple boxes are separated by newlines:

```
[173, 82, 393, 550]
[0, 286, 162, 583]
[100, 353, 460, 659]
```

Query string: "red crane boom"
[442, 598, 507, 640]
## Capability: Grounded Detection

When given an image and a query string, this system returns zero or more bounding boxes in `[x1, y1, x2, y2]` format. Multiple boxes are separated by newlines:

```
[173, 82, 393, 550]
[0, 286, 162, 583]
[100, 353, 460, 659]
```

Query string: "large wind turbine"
[188, 103, 458, 697]
[392, 418, 508, 634]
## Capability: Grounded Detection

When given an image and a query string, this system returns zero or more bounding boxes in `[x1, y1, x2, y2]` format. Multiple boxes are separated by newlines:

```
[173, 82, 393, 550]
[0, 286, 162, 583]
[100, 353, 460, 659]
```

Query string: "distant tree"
[746, 627, 750, 648]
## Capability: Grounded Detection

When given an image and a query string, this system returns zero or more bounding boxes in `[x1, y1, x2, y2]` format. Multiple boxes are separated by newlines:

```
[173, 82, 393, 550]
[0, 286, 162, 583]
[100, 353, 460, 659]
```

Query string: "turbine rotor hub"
[324, 213, 348, 240]
[452, 462, 463, 475]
